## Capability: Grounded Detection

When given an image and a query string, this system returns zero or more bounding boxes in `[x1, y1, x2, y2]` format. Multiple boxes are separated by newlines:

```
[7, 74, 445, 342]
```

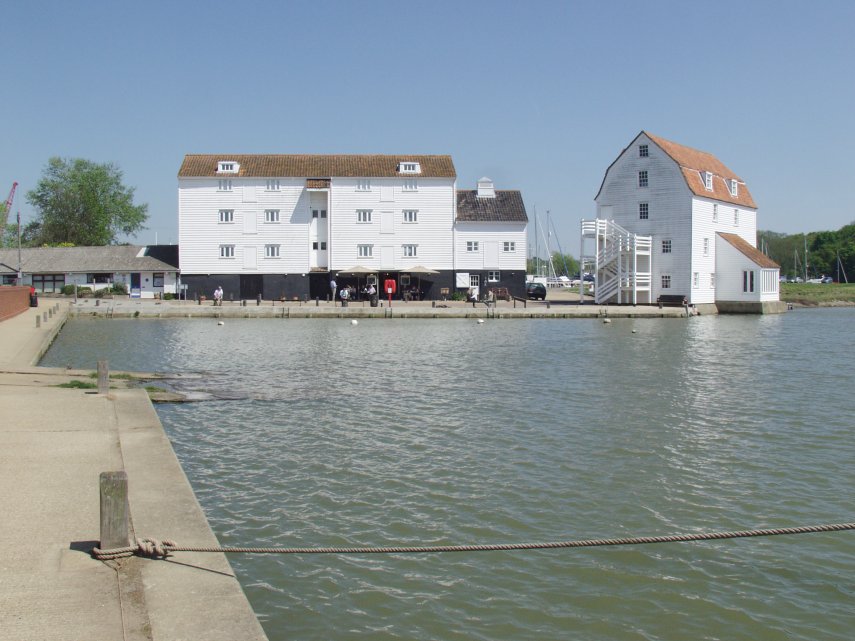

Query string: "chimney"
[476, 176, 495, 198]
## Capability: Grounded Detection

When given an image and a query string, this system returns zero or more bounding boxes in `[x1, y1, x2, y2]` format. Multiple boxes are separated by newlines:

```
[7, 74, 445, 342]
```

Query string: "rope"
[91, 522, 855, 561]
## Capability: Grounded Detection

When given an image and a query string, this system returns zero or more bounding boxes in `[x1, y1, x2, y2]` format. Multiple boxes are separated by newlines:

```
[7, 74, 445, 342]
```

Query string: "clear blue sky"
[4, 0, 854, 255]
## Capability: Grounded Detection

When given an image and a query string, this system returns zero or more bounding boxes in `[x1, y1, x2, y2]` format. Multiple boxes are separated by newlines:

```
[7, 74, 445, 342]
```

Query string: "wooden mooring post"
[99, 471, 129, 550]
[97, 360, 109, 394]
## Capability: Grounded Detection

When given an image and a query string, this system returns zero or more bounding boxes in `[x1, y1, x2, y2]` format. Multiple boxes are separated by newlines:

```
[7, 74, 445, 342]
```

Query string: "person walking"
[330, 278, 337, 304]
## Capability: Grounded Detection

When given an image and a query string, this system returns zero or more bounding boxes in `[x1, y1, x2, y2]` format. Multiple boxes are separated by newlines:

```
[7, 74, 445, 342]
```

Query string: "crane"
[2, 182, 18, 229]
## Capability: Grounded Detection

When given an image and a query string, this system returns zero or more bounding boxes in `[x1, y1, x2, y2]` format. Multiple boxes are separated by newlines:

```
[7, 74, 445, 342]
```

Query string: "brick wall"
[0, 287, 30, 322]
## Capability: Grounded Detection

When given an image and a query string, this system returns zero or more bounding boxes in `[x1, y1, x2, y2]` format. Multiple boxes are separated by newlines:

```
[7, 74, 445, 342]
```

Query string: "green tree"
[26, 157, 148, 246]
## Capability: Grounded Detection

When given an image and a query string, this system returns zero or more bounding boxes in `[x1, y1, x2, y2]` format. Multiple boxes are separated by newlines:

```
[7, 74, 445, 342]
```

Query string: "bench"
[488, 287, 510, 301]
[657, 294, 687, 308]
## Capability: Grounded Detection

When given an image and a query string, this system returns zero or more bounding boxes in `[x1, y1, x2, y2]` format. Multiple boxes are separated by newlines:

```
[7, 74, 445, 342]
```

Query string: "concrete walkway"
[0, 304, 268, 641]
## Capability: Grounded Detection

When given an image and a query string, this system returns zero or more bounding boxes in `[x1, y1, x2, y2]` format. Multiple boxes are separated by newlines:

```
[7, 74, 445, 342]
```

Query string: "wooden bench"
[657, 294, 687, 308]
[488, 287, 510, 301]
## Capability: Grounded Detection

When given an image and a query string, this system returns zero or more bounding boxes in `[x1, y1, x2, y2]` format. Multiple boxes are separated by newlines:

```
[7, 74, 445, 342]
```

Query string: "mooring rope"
[91, 522, 855, 561]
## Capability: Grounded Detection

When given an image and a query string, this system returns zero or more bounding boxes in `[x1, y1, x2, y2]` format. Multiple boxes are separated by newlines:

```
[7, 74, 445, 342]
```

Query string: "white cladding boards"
[330, 178, 456, 270]
[178, 179, 311, 274]
[454, 224, 527, 270]
[715, 235, 766, 302]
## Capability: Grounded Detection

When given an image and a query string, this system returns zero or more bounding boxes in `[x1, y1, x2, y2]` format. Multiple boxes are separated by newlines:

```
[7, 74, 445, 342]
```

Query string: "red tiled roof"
[178, 155, 456, 179]
[645, 133, 757, 209]
[718, 232, 779, 268]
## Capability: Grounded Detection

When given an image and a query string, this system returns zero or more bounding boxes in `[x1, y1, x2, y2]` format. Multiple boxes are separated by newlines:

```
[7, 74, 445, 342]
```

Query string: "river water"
[42, 309, 855, 641]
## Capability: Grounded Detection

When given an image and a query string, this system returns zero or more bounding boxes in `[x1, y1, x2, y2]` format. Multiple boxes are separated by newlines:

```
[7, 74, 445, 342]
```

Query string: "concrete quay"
[0, 304, 268, 641]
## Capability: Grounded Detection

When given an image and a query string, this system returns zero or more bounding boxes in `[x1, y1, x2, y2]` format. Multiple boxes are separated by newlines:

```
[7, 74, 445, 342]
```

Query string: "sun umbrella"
[401, 265, 440, 298]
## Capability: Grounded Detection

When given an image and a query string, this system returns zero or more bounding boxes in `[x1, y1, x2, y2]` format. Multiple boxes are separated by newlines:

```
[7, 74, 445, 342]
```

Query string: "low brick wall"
[0, 287, 30, 322]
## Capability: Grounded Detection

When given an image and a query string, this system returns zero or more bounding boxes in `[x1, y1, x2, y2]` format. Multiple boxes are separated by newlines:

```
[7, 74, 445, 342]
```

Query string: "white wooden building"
[583, 131, 783, 313]
[178, 155, 528, 301]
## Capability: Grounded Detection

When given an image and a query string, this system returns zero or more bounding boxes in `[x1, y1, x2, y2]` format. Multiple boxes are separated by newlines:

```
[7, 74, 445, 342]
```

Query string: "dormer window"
[703, 172, 713, 190]
[398, 162, 421, 174]
[729, 179, 738, 197]
[218, 161, 239, 174]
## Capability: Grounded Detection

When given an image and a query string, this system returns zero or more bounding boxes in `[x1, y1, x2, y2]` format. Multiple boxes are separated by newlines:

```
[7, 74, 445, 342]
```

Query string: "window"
[661, 239, 672, 253]
[403, 209, 418, 223]
[503, 241, 516, 252]
[734, 209, 739, 226]
[320, 210, 327, 218]
[743, 270, 755, 293]
[32, 274, 65, 293]
[639, 144, 649, 157]
[217, 161, 239, 173]
[265, 244, 280, 258]
[638, 171, 648, 187]
[219, 209, 234, 223]
[729, 179, 738, 197]
[357, 209, 372, 223]
[639, 202, 649, 219]
[219, 244, 235, 258]
[358, 244, 373, 258]
[704, 171, 713, 190]
[487, 270, 500, 282]
[87, 273, 112, 284]
[398, 162, 421, 174]
[402, 244, 418, 257]
[470, 274, 480, 288]
[217, 179, 232, 192]
[153, 273, 164, 287]
[467, 241, 479, 252]
[661, 275, 671, 289]
[357, 179, 371, 191]
[265, 179, 280, 191]
[710, 273, 716, 288]
[703, 237, 710, 255]
[402, 179, 418, 191]
[264, 209, 280, 223]
[713, 203, 718, 222]
[693, 272, 699, 288]
[312, 241, 327, 250]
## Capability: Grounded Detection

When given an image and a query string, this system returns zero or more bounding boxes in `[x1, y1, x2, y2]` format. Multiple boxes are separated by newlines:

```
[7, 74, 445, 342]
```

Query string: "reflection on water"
[42, 310, 855, 641]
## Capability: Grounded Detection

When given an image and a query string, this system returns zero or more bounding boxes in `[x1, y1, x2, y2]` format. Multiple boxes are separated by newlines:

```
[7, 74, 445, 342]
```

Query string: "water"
[42, 310, 855, 640]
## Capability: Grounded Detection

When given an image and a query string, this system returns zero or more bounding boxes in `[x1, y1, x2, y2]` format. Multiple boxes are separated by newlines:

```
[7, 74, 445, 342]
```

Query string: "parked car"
[821, 276, 834, 284]
[526, 282, 547, 300]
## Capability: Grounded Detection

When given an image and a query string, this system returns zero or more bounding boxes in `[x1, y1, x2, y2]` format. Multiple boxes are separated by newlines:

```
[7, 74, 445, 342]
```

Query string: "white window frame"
[219, 244, 235, 258]
[743, 270, 755, 293]
[218, 179, 233, 192]
[467, 241, 479, 252]
[402, 179, 418, 192]
[402, 244, 418, 258]
[403, 209, 418, 223]
[661, 239, 672, 254]
[704, 171, 713, 190]
[357, 244, 373, 258]
[503, 241, 516, 252]
[356, 179, 371, 191]
[219, 209, 234, 223]
[217, 161, 239, 173]
[639, 202, 649, 220]
[469, 274, 480, 288]
[265, 179, 280, 191]
[638, 170, 648, 188]
[357, 209, 372, 223]
[713, 203, 718, 222]
[693, 272, 699, 288]
[639, 144, 649, 157]
[661, 274, 671, 289]
[734, 209, 739, 226]
[710, 273, 716, 288]
[703, 237, 710, 256]
[398, 162, 421, 174]
[487, 270, 500, 282]
[264, 209, 280, 223]
[265, 244, 280, 258]
[729, 179, 738, 197]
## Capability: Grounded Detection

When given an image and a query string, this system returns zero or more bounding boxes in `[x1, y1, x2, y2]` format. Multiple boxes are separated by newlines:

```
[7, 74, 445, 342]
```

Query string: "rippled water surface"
[43, 309, 855, 640]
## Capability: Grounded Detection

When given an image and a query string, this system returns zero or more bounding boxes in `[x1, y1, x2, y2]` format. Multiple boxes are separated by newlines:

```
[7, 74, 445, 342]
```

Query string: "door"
[130, 273, 141, 298]
[239, 275, 263, 300]
[469, 274, 480, 300]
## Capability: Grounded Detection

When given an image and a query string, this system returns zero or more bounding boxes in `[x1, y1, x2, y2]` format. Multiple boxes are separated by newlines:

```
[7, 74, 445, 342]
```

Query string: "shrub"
[111, 283, 128, 295]
[93, 288, 108, 298]
[163, 292, 175, 300]
[61, 285, 76, 295]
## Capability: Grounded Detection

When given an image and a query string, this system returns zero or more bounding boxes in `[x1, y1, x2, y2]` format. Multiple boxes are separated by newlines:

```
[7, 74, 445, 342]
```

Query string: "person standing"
[330, 278, 337, 304]
[214, 285, 223, 306]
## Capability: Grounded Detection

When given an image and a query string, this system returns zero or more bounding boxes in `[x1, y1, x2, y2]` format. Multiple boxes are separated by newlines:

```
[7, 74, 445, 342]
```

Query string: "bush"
[93, 288, 108, 298]
[61, 285, 76, 295]
[110, 283, 128, 295]
[163, 292, 176, 300]
[76, 286, 93, 297]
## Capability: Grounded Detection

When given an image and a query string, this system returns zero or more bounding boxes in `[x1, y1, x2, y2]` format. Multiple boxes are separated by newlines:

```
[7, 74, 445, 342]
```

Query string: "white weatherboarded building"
[583, 132, 783, 313]
[178, 155, 528, 301]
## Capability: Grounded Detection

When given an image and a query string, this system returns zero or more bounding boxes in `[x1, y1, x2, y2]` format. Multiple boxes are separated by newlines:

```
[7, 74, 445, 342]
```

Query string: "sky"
[3, 0, 854, 256]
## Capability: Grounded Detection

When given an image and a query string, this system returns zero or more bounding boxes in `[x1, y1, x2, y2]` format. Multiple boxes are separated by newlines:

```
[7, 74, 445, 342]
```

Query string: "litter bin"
[30, 293, 38, 307]
[369, 294, 379, 307]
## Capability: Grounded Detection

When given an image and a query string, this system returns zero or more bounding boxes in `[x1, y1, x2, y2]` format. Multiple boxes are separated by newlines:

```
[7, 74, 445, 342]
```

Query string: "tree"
[26, 157, 148, 246]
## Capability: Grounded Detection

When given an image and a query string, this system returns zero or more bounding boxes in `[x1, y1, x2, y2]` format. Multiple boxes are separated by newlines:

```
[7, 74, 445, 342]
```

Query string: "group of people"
[330, 279, 377, 304]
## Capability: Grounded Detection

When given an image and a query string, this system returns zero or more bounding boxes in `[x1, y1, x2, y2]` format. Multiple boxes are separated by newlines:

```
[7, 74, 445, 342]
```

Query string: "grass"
[56, 380, 98, 389]
[780, 283, 855, 305]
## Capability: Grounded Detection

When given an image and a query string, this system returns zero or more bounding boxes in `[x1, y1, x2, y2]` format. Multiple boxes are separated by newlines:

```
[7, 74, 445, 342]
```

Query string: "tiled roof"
[178, 155, 457, 179]
[456, 190, 528, 223]
[0, 245, 179, 274]
[718, 233, 779, 268]
[645, 132, 757, 209]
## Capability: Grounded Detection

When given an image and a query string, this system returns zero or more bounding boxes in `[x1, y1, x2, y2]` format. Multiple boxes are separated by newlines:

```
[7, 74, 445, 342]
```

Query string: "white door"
[485, 242, 499, 268]
[243, 211, 257, 234]
[469, 274, 480, 299]
[243, 246, 257, 270]
[381, 211, 393, 234]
